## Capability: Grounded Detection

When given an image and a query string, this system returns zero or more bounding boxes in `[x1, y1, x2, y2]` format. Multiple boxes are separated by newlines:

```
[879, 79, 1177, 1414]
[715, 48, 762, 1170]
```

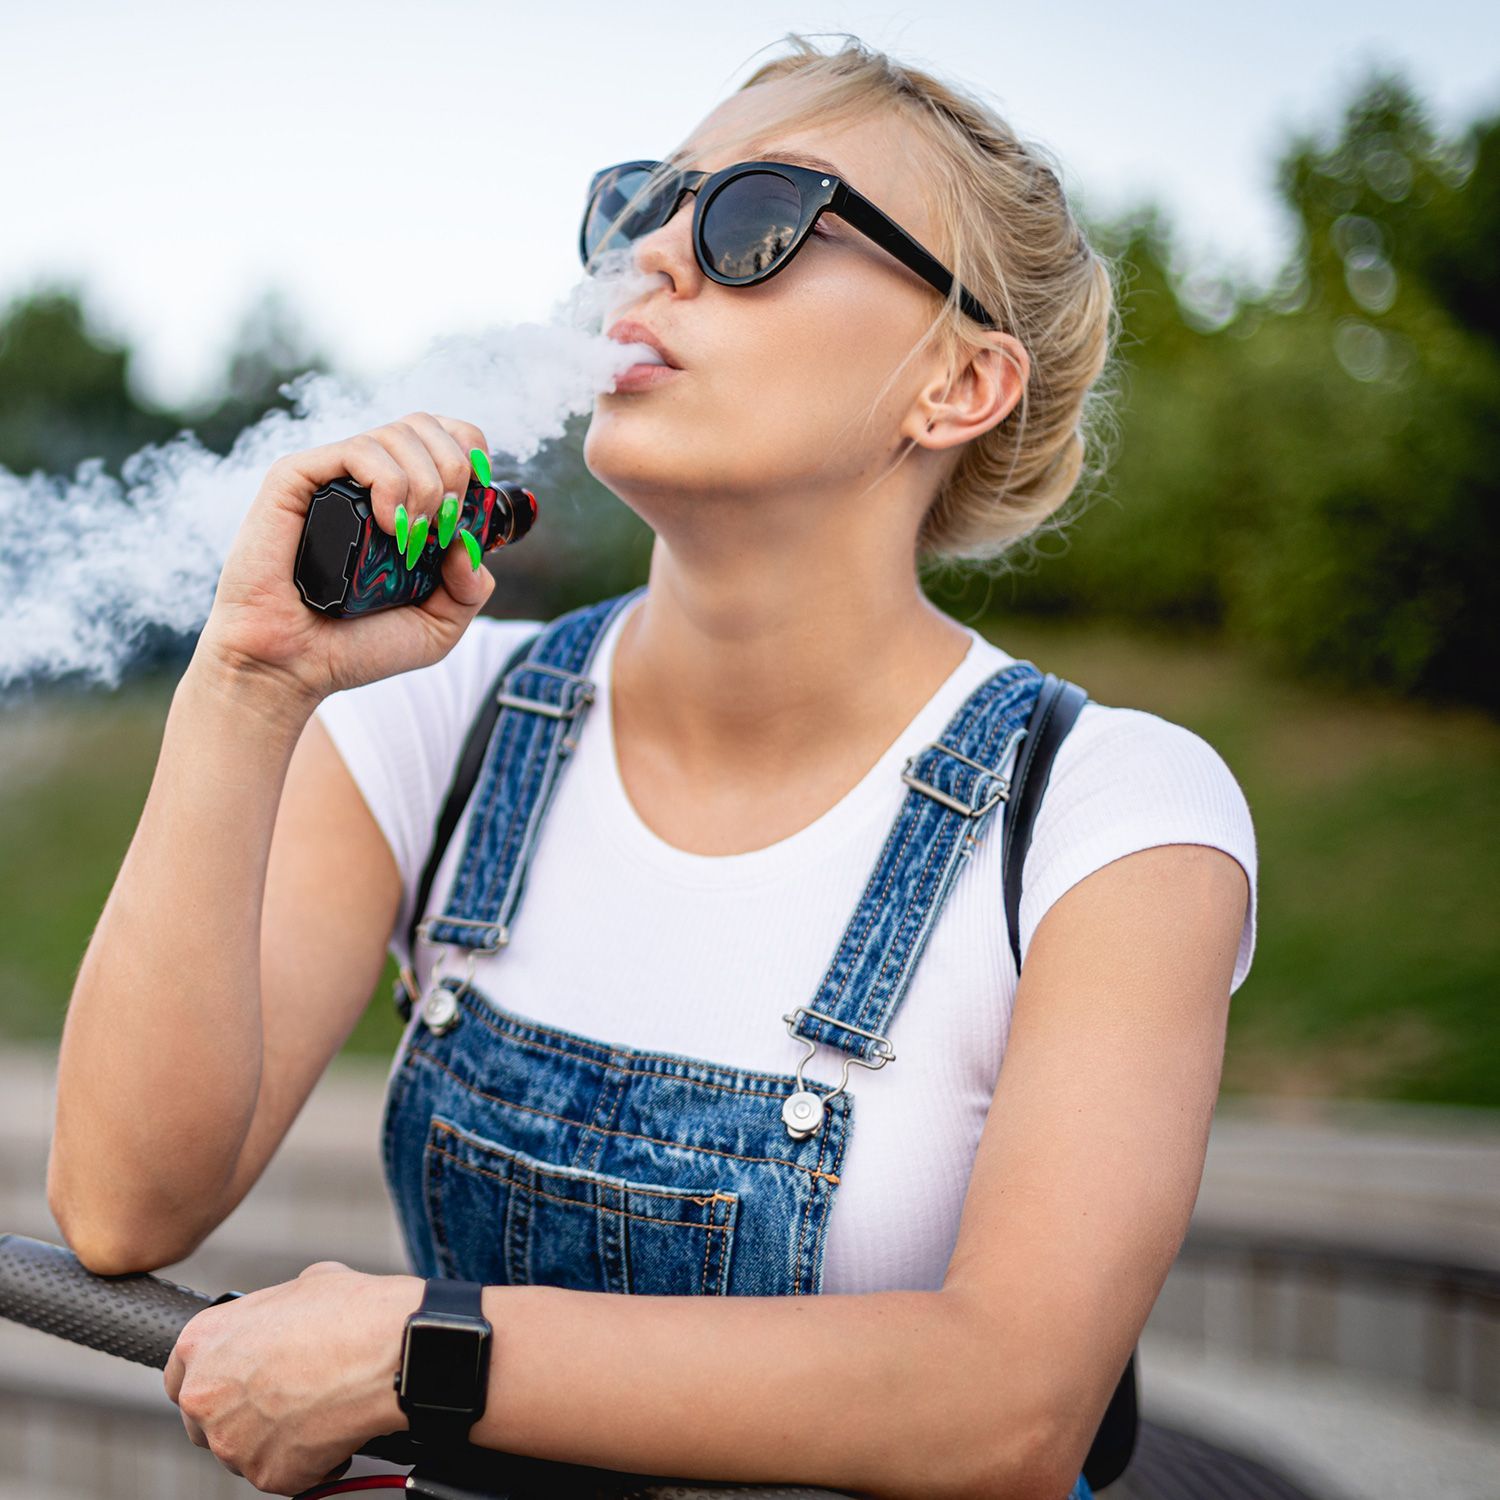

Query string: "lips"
[607, 319, 681, 369]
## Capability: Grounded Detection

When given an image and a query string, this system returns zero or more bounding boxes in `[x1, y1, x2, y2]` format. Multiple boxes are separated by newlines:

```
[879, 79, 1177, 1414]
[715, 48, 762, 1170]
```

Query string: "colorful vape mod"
[294, 461, 538, 618]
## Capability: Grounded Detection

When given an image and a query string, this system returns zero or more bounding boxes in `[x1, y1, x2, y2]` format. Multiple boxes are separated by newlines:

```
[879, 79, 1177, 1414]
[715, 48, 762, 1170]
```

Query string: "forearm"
[49, 648, 317, 1270]
[371, 1281, 1046, 1500]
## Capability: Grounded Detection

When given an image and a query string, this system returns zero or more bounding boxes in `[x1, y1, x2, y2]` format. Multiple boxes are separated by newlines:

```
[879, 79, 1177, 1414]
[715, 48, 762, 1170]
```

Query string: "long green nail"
[469, 447, 491, 488]
[437, 494, 459, 548]
[394, 503, 409, 554]
[404, 513, 430, 568]
[458, 528, 482, 570]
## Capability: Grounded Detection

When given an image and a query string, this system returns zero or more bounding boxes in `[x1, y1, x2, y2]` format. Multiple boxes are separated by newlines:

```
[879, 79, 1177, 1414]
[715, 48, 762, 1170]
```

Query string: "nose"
[631, 187, 701, 291]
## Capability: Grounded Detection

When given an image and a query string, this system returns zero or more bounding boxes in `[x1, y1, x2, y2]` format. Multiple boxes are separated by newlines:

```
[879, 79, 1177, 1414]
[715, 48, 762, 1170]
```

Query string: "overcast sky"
[2, 0, 1493, 411]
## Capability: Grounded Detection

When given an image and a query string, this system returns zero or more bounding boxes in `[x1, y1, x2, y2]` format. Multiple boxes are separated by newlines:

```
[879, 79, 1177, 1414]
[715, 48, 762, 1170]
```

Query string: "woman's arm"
[456, 844, 1243, 1498]
[47, 653, 401, 1273]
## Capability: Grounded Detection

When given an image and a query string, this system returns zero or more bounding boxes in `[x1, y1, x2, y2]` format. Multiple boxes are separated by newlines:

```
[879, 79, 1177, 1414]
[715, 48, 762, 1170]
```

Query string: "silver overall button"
[421, 985, 462, 1036]
[781, 1090, 825, 1140]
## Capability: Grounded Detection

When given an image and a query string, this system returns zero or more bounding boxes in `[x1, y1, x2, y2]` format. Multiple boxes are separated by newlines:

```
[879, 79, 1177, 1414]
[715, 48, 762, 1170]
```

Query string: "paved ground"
[1137, 1333, 1500, 1500]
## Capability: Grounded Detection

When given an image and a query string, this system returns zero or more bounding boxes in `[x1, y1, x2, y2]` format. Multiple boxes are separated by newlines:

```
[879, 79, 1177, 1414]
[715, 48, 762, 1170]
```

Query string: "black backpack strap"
[1001, 672, 1089, 976]
[999, 670, 1140, 1492]
[393, 627, 544, 1021]
[1086, 1349, 1139, 1491]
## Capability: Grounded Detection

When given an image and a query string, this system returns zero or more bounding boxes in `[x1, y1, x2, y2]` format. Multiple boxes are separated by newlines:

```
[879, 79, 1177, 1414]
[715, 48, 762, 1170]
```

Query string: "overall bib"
[382, 587, 1094, 1500]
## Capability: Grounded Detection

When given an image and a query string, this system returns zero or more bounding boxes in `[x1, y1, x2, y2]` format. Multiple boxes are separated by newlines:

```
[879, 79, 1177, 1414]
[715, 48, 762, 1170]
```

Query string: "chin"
[583, 409, 690, 502]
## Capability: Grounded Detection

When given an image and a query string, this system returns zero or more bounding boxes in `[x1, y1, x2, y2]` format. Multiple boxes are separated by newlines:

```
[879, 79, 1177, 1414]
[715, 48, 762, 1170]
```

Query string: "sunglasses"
[579, 157, 1000, 328]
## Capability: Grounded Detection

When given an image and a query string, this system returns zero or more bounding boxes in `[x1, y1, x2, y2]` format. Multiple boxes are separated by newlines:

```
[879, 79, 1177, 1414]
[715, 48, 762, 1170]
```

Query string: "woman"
[47, 33, 1256, 1500]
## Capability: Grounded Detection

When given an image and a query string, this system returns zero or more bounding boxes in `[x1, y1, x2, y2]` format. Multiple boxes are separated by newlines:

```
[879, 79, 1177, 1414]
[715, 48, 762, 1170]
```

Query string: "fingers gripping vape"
[293, 454, 538, 618]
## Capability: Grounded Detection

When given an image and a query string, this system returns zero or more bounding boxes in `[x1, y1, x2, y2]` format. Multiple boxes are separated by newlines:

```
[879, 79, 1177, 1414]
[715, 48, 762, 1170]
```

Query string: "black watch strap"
[420, 1275, 485, 1317]
[396, 1277, 492, 1448]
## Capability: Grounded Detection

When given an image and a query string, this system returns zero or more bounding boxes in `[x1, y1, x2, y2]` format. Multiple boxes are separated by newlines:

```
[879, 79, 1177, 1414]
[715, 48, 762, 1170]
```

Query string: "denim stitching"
[426, 1146, 455, 1278]
[408, 1043, 845, 1184]
[471, 592, 640, 927]
[706, 1192, 736, 1294]
[432, 1119, 740, 1204]
[806, 667, 1039, 1054]
[427, 1146, 736, 1232]
[576, 1048, 628, 1175]
[790, 1100, 836, 1296]
[855, 807, 963, 1035]
[449, 984, 844, 1098]
[812, 1084, 854, 1296]
[817, 787, 924, 1031]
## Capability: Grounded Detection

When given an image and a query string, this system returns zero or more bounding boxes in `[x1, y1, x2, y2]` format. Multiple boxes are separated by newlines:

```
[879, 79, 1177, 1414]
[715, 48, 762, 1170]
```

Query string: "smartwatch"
[393, 1277, 493, 1447]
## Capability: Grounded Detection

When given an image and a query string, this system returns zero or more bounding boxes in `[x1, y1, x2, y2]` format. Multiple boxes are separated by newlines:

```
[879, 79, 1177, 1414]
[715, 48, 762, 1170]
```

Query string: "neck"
[612, 535, 972, 785]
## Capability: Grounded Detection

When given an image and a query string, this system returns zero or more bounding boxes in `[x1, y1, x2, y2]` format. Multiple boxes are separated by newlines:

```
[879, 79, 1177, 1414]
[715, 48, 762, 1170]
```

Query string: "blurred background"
[0, 4, 1495, 1498]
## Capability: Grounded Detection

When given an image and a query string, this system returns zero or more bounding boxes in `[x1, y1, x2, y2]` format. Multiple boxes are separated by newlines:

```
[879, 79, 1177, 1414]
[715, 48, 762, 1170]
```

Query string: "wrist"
[182, 639, 321, 732]
[366, 1273, 426, 1438]
[392, 1276, 494, 1446]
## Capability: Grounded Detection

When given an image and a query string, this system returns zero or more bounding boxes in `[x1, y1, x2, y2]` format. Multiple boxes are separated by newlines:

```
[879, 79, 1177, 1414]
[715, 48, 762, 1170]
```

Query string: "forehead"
[675, 76, 937, 245]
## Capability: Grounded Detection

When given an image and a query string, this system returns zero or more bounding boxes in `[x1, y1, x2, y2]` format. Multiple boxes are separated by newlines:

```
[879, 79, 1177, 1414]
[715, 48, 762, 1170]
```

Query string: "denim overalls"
[382, 586, 1094, 1500]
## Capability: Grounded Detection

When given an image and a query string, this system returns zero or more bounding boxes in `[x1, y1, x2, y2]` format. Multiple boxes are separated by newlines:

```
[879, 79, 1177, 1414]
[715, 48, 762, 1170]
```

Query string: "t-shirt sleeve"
[310, 617, 543, 972]
[1014, 705, 1259, 994]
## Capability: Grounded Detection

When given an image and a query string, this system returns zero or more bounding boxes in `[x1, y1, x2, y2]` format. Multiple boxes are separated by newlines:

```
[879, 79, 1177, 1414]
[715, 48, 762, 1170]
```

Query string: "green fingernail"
[458, 528, 482, 569]
[404, 514, 430, 568]
[437, 494, 459, 548]
[394, 503, 409, 554]
[469, 447, 492, 488]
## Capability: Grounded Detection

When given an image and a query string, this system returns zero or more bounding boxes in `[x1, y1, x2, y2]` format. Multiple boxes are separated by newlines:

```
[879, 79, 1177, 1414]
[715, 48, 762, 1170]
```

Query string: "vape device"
[294, 463, 537, 618]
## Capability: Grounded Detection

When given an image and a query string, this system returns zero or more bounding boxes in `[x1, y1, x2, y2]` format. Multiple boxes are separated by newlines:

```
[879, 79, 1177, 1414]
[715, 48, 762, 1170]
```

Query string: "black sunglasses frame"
[580, 158, 1000, 329]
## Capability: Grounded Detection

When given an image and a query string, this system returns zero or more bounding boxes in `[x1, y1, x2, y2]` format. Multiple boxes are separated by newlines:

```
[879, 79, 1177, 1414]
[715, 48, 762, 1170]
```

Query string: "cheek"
[584, 280, 914, 487]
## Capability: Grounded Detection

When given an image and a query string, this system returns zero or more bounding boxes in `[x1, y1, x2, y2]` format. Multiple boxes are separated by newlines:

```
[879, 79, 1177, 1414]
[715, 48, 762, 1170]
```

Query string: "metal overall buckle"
[408, 947, 477, 1036]
[779, 1006, 897, 1140]
[495, 661, 597, 754]
[409, 917, 504, 1036]
[900, 740, 1013, 818]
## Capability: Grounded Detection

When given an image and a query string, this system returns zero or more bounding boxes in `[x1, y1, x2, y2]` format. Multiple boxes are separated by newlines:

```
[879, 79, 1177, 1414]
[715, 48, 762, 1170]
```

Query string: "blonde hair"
[604, 32, 1123, 571]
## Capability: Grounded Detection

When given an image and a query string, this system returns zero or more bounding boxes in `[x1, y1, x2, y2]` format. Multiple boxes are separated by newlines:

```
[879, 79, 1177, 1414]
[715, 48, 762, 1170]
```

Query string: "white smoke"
[0, 253, 665, 699]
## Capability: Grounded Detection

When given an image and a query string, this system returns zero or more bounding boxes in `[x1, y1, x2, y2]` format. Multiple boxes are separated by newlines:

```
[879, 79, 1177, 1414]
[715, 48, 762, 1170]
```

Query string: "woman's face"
[583, 78, 959, 540]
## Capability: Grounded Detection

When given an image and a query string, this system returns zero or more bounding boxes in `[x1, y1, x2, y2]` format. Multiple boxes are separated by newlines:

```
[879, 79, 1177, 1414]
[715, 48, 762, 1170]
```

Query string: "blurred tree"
[179, 285, 333, 455]
[1232, 74, 1499, 707]
[987, 68, 1499, 713]
[0, 280, 184, 477]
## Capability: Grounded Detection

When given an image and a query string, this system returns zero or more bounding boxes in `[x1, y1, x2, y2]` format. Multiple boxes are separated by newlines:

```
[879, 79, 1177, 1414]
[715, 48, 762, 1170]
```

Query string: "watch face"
[404, 1319, 488, 1411]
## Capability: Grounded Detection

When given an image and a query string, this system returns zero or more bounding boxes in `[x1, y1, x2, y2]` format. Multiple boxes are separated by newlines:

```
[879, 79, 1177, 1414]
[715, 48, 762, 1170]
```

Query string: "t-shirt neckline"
[578, 593, 1000, 889]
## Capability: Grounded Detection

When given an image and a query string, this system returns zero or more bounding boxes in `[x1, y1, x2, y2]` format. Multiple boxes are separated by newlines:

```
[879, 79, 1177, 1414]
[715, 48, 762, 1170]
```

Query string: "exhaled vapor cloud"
[0, 253, 662, 700]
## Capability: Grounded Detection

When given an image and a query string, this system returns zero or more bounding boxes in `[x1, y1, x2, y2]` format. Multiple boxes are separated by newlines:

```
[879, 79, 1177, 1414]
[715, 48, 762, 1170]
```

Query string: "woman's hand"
[164, 1259, 423, 1495]
[196, 412, 498, 712]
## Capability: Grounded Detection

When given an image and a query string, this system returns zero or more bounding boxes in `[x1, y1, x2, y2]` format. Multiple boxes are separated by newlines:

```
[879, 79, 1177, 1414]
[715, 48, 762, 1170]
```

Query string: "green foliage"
[1, 66, 1494, 710]
[0, 279, 183, 477]
[6, 622, 1495, 1107]
[988, 68, 1499, 713]
[179, 286, 333, 456]
[0, 279, 329, 479]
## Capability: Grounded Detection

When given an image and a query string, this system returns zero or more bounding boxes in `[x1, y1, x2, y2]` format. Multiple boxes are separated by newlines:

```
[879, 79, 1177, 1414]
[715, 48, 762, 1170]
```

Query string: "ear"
[903, 331, 1029, 452]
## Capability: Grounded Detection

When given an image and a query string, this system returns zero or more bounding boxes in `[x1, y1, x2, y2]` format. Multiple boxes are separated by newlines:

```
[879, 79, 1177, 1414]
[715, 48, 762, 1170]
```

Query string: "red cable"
[295, 1475, 409, 1497]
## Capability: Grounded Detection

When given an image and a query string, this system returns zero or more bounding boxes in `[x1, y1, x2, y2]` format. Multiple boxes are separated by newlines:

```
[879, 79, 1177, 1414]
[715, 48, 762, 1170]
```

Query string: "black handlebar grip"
[294, 469, 538, 619]
[0, 1234, 671, 1489]
[0, 1232, 227, 1369]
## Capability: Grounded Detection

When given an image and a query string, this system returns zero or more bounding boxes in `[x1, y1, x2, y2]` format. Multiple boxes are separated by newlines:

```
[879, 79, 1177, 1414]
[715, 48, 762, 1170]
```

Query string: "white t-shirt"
[314, 592, 1258, 1295]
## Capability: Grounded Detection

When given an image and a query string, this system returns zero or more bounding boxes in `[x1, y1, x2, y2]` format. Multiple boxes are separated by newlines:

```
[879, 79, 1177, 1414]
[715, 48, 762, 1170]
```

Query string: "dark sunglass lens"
[582, 166, 671, 263]
[700, 172, 802, 279]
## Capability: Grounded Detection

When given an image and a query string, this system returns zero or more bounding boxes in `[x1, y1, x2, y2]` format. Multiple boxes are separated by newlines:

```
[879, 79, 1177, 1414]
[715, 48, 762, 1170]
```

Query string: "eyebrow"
[670, 146, 848, 179]
[754, 147, 847, 178]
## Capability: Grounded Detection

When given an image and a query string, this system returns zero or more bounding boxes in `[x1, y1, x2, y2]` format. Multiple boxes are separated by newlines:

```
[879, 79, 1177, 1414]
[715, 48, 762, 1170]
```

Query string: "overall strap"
[394, 626, 543, 1018]
[412, 586, 645, 961]
[1000, 673, 1090, 975]
[786, 660, 1045, 1073]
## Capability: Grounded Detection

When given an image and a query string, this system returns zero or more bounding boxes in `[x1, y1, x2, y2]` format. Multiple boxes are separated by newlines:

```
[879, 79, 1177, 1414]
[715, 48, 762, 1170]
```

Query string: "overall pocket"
[424, 1115, 739, 1296]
